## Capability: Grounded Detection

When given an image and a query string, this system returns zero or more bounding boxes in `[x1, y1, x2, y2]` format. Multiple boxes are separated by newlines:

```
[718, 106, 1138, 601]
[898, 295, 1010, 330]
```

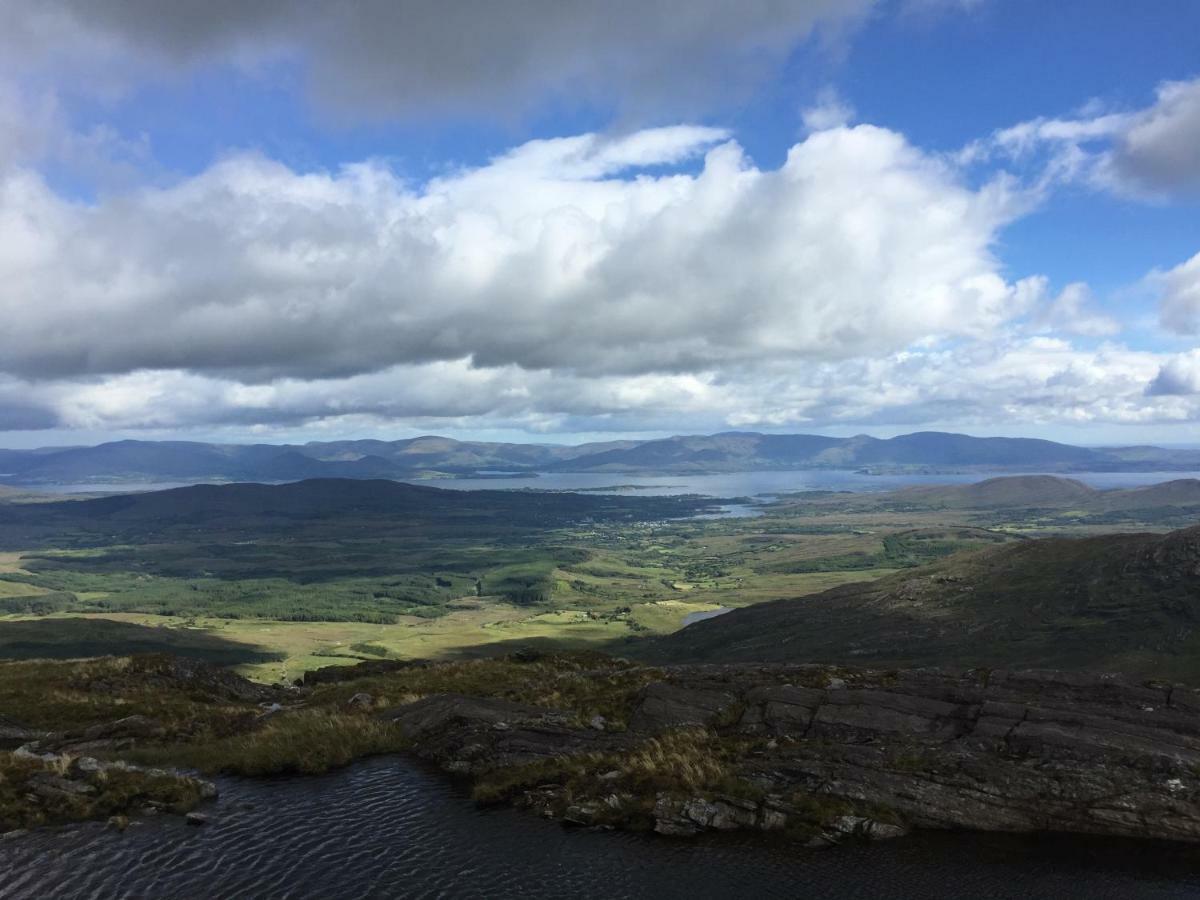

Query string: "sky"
[1, 0, 1199, 449]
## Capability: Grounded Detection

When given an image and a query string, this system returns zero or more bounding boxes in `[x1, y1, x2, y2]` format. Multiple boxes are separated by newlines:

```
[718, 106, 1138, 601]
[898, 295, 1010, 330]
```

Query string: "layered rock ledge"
[384, 664, 1200, 844]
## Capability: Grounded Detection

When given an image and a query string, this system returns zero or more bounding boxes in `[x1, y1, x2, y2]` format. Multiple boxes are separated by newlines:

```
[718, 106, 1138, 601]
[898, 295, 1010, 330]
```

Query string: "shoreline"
[6, 653, 1200, 848]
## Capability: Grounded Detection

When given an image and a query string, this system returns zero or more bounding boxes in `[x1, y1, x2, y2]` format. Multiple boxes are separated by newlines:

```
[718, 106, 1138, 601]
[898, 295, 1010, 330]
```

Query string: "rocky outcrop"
[383, 693, 632, 774]
[31, 715, 168, 755]
[647, 665, 1200, 843]
[651, 793, 789, 836]
[0, 715, 48, 750]
[628, 682, 740, 732]
[3, 747, 218, 833]
[75, 654, 284, 705]
[389, 665, 1200, 844]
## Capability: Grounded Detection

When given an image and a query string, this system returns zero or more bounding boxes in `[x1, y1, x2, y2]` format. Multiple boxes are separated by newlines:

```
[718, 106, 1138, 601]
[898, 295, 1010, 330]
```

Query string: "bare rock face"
[628, 682, 741, 733]
[639, 665, 1200, 843]
[387, 666, 1200, 844]
[382, 693, 633, 774]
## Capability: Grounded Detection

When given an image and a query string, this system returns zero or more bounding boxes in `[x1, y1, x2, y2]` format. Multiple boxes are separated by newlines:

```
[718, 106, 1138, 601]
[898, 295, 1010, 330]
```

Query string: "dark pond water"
[4, 757, 1200, 899]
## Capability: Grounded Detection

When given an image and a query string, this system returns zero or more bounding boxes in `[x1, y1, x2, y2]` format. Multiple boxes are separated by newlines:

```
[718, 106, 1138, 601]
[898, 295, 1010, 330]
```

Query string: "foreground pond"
[4, 757, 1200, 899]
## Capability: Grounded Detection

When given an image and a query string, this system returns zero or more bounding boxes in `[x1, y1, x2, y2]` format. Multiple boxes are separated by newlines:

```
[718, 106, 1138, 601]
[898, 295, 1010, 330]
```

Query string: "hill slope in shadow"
[643, 524, 1200, 680]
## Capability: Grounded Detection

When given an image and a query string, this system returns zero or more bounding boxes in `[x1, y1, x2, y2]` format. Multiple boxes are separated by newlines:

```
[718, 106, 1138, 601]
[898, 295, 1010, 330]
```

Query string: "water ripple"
[3, 756, 1200, 899]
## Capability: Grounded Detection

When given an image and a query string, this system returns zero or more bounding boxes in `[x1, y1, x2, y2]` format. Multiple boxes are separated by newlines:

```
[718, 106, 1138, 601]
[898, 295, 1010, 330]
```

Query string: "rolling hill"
[830, 474, 1200, 514]
[0, 477, 714, 550]
[643, 523, 1200, 680]
[882, 475, 1102, 508]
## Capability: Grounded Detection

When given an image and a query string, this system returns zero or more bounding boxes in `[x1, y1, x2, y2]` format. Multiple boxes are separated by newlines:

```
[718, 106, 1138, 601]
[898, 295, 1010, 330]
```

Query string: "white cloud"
[6, 112, 1184, 437]
[970, 76, 1200, 199]
[802, 88, 855, 131]
[1109, 79, 1200, 194]
[1147, 349, 1200, 396]
[1030, 281, 1120, 337]
[6, 335, 1196, 437]
[1153, 251, 1200, 335]
[0, 123, 1035, 386]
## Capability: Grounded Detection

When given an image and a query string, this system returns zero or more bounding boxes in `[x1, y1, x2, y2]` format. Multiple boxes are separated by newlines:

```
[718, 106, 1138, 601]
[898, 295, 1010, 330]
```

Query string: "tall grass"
[311, 653, 660, 729]
[136, 711, 409, 777]
[472, 726, 754, 811]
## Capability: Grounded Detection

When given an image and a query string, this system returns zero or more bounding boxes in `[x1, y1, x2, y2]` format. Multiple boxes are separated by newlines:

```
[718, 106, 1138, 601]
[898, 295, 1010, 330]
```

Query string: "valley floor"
[1, 483, 1195, 681]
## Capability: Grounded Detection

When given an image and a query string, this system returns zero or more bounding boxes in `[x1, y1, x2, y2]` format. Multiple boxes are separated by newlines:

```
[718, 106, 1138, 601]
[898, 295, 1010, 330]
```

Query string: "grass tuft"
[132, 711, 409, 777]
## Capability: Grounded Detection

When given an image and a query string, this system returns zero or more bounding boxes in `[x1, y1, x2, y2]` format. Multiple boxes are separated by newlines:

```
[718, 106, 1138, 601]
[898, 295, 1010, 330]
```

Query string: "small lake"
[3, 757, 1199, 899]
[682, 607, 733, 627]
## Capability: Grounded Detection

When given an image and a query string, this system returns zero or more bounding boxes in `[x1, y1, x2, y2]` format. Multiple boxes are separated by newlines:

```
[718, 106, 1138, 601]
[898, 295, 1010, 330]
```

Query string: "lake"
[26, 469, 1200, 499]
[3, 756, 1199, 899]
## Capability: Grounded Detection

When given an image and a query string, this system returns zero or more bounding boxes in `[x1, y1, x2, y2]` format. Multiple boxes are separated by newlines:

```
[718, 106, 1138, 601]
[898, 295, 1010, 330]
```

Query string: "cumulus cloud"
[10, 110, 1184, 437]
[802, 88, 855, 131]
[968, 76, 1200, 199]
[1109, 79, 1200, 194]
[0, 0, 875, 120]
[1147, 349, 1200, 397]
[0, 123, 1036, 385]
[1153, 251, 1200, 335]
[7, 336, 1195, 437]
[1029, 281, 1120, 337]
[715, 338, 1180, 430]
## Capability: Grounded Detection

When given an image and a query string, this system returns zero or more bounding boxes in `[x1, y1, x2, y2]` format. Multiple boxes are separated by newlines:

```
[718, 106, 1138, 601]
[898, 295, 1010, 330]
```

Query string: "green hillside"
[644, 523, 1200, 680]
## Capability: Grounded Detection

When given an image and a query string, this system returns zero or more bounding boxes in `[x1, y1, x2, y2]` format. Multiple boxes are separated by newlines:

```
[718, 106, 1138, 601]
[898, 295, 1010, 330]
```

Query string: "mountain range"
[2, 431, 1200, 486]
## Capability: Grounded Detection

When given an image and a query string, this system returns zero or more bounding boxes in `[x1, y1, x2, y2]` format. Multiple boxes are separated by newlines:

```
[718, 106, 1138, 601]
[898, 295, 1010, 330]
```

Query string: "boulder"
[27, 772, 95, 799]
[70, 756, 105, 776]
